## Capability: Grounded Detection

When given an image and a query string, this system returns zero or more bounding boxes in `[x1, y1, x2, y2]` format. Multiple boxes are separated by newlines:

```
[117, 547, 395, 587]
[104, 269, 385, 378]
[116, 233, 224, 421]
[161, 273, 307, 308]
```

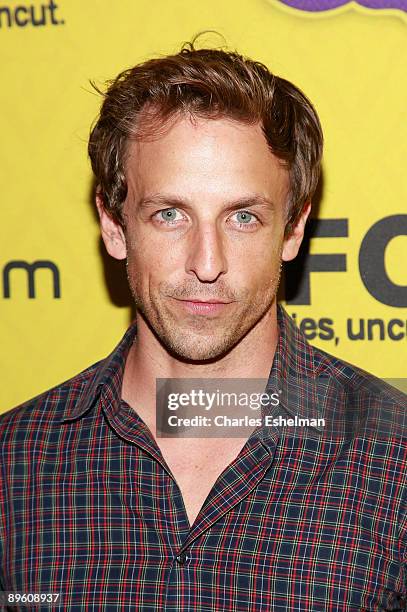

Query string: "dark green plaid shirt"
[1, 306, 407, 611]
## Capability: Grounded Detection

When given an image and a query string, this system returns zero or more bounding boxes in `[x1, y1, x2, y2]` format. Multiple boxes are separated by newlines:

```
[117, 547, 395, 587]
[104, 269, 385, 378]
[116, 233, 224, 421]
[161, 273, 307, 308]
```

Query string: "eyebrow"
[137, 194, 276, 213]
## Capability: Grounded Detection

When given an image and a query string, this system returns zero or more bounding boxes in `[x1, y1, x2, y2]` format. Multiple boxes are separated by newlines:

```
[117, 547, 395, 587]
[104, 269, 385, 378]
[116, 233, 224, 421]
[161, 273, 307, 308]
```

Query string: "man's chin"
[135, 295, 277, 361]
[159, 332, 236, 363]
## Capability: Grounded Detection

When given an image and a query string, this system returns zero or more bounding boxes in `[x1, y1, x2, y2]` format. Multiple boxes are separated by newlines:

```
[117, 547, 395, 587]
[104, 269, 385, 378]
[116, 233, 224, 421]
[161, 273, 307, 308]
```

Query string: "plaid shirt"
[1, 305, 406, 611]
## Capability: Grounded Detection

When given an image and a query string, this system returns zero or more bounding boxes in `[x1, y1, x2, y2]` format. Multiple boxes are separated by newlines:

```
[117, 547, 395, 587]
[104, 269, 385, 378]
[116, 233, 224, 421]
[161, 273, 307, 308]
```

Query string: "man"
[1, 44, 406, 611]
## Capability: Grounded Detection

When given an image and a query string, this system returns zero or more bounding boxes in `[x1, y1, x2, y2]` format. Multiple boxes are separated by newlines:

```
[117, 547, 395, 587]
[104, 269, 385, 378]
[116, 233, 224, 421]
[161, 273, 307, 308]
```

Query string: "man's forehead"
[124, 112, 272, 160]
[124, 116, 288, 168]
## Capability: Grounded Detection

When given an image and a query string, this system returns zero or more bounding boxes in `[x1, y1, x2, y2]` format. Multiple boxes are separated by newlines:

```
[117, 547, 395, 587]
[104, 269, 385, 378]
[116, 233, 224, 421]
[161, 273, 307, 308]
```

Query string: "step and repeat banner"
[1, 0, 406, 411]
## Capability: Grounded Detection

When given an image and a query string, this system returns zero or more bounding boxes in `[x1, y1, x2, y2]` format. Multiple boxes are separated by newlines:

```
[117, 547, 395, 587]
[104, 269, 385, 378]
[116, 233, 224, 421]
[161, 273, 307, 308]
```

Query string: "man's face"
[99, 115, 308, 361]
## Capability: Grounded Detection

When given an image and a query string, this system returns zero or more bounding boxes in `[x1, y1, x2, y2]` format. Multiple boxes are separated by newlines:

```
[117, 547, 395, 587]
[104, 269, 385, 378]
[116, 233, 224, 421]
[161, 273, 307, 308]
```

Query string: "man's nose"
[185, 223, 228, 282]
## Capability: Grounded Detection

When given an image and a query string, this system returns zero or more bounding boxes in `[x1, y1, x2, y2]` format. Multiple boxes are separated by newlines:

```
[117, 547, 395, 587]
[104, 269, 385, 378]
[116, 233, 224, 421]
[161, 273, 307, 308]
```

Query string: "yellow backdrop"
[1, 0, 406, 412]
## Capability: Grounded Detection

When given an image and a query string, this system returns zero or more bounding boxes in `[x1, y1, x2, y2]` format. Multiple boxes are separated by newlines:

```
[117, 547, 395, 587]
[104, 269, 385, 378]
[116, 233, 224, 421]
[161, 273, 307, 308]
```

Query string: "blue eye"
[158, 208, 183, 223]
[231, 211, 260, 229]
[235, 211, 254, 224]
[161, 209, 176, 220]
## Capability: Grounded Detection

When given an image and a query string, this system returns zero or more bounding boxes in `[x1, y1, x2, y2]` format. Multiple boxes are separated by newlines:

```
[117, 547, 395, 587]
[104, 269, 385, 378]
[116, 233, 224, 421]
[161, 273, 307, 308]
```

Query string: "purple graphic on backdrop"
[280, 0, 407, 11]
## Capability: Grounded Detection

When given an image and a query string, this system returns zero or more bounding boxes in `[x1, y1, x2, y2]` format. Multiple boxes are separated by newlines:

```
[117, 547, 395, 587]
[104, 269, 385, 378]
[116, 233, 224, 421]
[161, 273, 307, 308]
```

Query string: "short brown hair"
[88, 42, 323, 235]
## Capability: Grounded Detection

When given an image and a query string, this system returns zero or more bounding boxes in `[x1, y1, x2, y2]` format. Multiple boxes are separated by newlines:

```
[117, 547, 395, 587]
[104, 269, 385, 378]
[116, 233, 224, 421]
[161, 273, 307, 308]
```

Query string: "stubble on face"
[125, 245, 284, 363]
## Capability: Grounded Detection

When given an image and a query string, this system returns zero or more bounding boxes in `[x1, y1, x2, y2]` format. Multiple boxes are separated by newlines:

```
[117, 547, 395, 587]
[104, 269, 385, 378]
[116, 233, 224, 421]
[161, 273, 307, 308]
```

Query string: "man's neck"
[121, 303, 279, 424]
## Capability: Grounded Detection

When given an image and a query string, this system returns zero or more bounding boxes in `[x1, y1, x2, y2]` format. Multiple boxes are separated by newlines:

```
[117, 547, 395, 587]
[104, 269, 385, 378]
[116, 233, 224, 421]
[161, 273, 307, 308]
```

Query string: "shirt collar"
[266, 305, 326, 433]
[59, 321, 138, 423]
[60, 305, 326, 431]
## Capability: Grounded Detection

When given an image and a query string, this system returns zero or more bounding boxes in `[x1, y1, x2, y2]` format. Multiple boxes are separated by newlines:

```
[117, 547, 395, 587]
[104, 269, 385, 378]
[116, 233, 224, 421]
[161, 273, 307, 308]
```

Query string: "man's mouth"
[171, 297, 233, 315]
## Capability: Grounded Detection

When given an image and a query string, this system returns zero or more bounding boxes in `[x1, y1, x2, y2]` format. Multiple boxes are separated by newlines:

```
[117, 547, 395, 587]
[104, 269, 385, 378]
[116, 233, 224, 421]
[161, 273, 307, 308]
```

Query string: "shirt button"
[175, 552, 188, 565]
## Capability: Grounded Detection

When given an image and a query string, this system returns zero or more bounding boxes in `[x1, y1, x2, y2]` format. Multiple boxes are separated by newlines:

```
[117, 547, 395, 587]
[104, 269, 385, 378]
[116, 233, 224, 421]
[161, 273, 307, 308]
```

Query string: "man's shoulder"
[0, 359, 104, 438]
[280, 306, 405, 411]
[311, 342, 404, 404]
[1, 322, 137, 442]
[304, 340, 406, 439]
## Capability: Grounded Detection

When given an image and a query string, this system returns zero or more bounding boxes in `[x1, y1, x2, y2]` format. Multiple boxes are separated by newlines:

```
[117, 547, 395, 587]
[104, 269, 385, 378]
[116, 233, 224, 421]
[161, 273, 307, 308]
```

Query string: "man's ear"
[95, 191, 127, 260]
[282, 201, 311, 262]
